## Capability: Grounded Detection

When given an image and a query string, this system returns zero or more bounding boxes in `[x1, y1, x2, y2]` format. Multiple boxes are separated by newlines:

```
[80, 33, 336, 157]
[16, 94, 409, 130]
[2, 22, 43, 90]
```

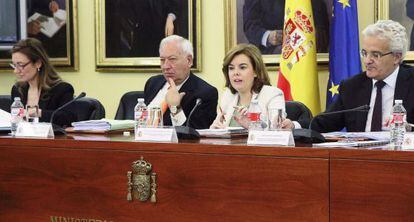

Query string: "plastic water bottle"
[390, 100, 406, 148]
[10, 97, 24, 135]
[247, 99, 263, 130]
[134, 98, 148, 133]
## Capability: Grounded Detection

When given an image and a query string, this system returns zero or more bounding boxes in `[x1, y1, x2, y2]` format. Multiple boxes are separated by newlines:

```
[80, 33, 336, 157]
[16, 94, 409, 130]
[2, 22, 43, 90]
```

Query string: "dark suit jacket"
[144, 73, 218, 129]
[107, 0, 179, 57]
[11, 82, 77, 127]
[312, 64, 414, 133]
[243, 0, 329, 54]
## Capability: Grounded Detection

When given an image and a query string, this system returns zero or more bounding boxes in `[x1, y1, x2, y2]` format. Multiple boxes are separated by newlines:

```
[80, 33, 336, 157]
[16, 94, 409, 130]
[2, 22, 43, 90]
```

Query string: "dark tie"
[371, 80, 386, 131]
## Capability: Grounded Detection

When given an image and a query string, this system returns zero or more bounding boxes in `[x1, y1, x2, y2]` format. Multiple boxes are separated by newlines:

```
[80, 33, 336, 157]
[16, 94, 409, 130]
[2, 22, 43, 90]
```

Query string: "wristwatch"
[170, 105, 181, 115]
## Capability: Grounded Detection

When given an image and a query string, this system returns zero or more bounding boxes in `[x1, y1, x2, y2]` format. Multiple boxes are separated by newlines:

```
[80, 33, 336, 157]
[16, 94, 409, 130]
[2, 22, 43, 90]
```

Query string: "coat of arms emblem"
[127, 157, 157, 203]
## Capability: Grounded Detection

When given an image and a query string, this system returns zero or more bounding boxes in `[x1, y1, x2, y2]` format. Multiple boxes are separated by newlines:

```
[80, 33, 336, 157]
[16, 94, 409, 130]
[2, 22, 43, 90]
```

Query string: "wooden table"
[0, 134, 413, 222]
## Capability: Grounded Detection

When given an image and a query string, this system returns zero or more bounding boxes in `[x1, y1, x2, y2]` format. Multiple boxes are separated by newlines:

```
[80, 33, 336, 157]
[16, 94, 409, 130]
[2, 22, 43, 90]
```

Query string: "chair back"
[115, 91, 144, 120]
[0, 95, 12, 113]
[285, 101, 313, 121]
[69, 97, 106, 121]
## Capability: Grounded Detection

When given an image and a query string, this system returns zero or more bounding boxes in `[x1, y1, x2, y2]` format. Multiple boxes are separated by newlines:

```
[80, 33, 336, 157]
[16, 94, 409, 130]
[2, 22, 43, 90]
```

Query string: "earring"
[37, 67, 40, 72]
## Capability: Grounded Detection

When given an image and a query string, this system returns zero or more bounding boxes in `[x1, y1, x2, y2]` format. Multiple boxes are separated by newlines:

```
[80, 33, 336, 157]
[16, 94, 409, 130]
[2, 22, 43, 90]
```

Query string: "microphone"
[50, 92, 86, 135]
[175, 98, 202, 140]
[293, 104, 370, 143]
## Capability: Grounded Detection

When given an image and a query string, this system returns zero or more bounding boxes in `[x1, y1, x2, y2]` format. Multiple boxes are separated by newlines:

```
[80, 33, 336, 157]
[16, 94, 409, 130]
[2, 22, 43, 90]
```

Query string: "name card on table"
[15, 122, 54, 138]
[247, 130, 295, 146]
[135, 127, 178, 143]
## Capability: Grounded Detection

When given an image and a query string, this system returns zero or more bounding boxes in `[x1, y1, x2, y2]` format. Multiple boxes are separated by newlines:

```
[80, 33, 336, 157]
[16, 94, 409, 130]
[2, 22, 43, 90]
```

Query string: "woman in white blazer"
[210, 44, 295, 129]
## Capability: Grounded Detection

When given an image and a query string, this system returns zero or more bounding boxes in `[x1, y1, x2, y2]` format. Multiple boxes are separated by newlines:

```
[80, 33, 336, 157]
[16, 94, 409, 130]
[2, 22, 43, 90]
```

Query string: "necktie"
[371, 80, 386, 131]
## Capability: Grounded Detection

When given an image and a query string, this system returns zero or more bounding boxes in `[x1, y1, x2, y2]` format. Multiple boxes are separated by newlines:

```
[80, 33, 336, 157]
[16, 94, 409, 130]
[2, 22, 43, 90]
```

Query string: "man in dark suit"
[144, 35, 218, 129]
[312, 20, 414, 133]
[107, 0, 179, 57]
[243, 0, 329, 54]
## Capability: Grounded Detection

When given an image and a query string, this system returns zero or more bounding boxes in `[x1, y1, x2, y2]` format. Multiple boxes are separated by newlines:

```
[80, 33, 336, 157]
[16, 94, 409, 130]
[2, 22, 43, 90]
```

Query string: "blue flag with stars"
[327, 0, 362, 107]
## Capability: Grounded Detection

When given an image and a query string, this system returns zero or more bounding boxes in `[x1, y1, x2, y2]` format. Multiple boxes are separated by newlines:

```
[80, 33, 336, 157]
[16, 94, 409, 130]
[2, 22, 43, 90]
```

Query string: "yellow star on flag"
[338, 0, 350, 9]
[329, 82, 340, 97]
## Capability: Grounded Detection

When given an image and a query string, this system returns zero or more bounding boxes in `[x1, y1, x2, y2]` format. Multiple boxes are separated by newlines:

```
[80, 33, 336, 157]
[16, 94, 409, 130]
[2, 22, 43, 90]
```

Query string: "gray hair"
[362, 20, 408, 59]
[159, 35, 193, 58]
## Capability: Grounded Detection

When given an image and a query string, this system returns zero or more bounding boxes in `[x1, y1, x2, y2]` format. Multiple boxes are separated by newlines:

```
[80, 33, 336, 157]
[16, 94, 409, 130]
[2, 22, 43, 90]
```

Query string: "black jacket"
[11, 82, 77, 127]
[312, 64, 414, 133]
[144, 73, 218, 129]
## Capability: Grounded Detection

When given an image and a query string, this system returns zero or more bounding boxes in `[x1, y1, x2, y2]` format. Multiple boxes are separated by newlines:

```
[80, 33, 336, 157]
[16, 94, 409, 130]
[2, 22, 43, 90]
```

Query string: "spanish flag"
[277, 0, 320, 115]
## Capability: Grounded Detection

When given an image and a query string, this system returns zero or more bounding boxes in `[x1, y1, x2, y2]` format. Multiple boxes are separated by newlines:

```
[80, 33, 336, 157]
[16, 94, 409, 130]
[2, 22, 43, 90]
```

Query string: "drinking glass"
[268, 108, 284, 130]
[148, 107, 163, 128]
[25, 105, 40, 123]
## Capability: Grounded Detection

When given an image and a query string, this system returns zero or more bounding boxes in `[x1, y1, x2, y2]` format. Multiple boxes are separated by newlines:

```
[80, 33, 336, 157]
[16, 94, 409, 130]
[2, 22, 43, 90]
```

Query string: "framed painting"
[376, 0, 414, 62]
[95, 0, 201, 72]
[0, 0, 79, 71]
[224, 0, 331, 68]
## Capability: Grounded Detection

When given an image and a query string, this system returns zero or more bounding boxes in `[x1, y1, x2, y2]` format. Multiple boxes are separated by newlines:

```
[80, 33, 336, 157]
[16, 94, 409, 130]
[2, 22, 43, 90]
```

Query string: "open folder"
[67, 119, 134, 133]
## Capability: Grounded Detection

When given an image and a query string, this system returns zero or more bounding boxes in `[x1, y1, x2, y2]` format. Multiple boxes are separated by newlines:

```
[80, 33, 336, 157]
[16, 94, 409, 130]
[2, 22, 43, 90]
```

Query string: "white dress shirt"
[365, 66, 399, 131]
[148, 76, 189, 126]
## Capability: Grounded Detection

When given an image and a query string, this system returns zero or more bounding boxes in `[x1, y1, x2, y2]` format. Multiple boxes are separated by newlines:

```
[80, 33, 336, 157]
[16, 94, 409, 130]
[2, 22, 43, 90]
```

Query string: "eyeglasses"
[360, 49, 393, 60]
[10, 61, 31, 71]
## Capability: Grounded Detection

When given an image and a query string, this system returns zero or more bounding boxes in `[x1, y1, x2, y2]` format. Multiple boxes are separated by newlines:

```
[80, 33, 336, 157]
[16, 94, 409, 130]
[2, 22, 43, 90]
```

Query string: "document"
[322, 131, 390, 141]
[28, 11, 66, 38]
[313, 140, 390, 148]
[0, 109, 11, 128]
[197, 127, 248, 138]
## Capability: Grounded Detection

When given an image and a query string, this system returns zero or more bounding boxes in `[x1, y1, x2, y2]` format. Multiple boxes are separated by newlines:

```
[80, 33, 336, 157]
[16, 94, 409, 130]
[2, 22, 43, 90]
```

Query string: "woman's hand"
[233, 106, 250, 129]
[210, 119, 226, 129]
[280, 118, 295, 130]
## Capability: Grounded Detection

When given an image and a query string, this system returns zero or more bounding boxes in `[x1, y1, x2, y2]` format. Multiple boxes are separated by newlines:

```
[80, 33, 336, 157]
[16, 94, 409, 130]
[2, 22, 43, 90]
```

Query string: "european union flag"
[327, 0, 362, 107]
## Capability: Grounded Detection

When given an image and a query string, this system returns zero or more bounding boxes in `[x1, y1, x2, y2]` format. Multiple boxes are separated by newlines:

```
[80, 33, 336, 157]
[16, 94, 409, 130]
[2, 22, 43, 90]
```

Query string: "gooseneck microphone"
[50, 92, 86, 134]
[294, 104, 370, 143]
[175, 98, 202, 140]
[186, 98, 202, 127]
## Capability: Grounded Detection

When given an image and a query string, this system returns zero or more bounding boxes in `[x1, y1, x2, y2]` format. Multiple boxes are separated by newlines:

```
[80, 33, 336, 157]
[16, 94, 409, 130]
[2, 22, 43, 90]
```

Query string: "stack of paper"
[0, 109, 11, 129]
[197, 127, 248, 138]
[71, 119, 134, 131]
[322, 131, 390, 141]
[313, 140, 389, 148]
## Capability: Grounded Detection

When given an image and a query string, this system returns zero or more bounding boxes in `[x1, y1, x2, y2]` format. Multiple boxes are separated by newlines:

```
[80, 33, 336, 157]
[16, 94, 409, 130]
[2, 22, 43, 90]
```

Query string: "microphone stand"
[293, 105, 370, 143]
[174, 98, 202, 140]
[50, 92, 86, 135]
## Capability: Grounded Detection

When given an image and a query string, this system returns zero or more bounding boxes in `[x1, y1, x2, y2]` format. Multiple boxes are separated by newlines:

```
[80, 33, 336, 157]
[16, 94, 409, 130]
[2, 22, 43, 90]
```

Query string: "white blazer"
[213, 85, 285, 127]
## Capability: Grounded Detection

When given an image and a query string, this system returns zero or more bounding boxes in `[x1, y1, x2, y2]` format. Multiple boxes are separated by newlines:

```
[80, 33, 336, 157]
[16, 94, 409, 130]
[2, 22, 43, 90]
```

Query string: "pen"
[219, 106, 226, 122]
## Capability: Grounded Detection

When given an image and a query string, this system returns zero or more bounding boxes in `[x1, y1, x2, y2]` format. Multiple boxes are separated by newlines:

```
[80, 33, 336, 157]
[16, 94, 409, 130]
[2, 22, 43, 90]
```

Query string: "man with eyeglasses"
[312, 20, 414, 133]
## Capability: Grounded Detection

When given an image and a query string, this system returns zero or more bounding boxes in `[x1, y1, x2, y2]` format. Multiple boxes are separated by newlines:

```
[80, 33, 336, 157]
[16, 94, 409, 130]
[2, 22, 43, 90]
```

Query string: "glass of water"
[268, 108, 284, 130]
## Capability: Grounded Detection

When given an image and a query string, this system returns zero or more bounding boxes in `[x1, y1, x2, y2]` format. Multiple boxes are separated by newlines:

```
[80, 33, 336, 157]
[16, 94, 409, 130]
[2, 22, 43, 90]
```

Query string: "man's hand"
[165, 78, 185, 107]
[267, 30, 283, 46]
[165, 15, 175, 36]
[27, 21, 41, 35]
